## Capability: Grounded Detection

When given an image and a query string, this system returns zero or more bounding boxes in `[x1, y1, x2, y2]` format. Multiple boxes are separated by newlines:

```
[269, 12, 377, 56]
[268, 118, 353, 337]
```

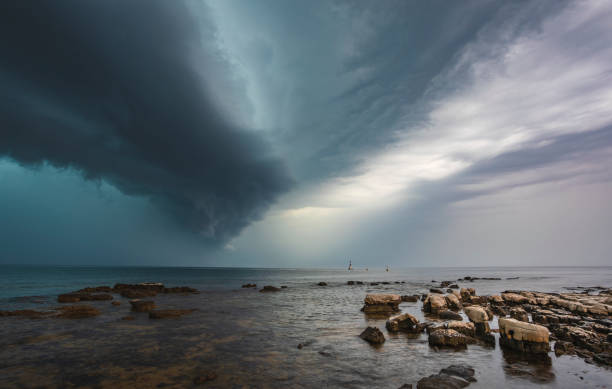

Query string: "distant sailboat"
[348, 260, 353, 271]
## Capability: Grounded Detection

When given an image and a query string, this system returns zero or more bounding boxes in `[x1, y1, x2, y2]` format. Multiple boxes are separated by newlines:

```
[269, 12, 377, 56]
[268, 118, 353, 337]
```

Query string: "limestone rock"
[424, 294, 448, 314]
[359, 326, 385, 344]
[464, 306, 487, 323]
[386, 313, 419, 332]
[428, 329, 467, 348]
[510, 307, 529, 322]
[439, 310, 463, 321]
[498, 318, 550, 354]
[362, 294, 401, 314]
[445, 294, 462, 310]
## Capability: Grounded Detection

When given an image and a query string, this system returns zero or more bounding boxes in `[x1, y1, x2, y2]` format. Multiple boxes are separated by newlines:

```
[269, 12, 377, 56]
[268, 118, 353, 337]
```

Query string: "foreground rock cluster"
[360, 284, 612, 367]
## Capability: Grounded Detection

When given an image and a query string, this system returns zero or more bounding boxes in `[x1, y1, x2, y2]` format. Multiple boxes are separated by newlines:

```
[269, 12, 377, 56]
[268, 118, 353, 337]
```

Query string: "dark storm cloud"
[0, 1, 292, 243]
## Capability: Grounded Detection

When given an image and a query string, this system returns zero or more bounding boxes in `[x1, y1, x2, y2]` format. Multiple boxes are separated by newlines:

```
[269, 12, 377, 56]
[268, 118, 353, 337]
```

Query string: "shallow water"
[0, 265, 610, 388]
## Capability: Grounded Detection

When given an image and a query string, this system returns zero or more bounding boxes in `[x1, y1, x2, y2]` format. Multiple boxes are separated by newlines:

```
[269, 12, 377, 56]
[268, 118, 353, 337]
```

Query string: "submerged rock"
[57, 293, 113, 303]
[55, 305, 100, 319]
[498, 318, 550, 354]
[149, 309, 195, 319]
[359, 326, 385, 344]
[0, 309, 50, 318]
[386, 313, 419, 333]
[260, 285, 281, 292]
[129, 299, 156, 312]
[401, 295, 419, 302]
[193, 372, 217, 385]
[428, 329, 467, 348]
[317, 282, 328, 286]
[242, 283, 257, 288]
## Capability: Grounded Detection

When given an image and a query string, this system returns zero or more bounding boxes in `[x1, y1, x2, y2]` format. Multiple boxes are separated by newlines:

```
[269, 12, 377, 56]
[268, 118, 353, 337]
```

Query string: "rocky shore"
[358, 282, 612, 370]
[1, 275, 610, 387]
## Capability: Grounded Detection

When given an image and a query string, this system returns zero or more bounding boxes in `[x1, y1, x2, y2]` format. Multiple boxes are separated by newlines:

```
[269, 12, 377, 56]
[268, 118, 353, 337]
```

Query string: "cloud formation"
[0, 1, 292, 244]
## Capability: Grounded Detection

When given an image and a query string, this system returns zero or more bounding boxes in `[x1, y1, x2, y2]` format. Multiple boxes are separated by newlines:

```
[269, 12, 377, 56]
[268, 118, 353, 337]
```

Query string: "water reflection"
[501, 347, 555, 384]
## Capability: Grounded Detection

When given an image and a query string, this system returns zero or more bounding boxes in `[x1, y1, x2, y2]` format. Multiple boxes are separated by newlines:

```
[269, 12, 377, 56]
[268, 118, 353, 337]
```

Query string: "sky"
[1, 0, 612, 267]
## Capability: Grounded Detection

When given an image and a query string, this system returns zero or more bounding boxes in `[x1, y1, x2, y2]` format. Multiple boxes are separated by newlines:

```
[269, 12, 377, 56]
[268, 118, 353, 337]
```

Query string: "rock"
[445, 294, 462, 310]
[260, 285, 281, 292]
[241, 283, 257, 288]
[464, 306, 487, 323]
[498, 318, 550, 354]
[120, 289, 158, 298]
[193, 372, 217, 385]
[111, 301, 121, 306]
[554, 340, 575, 356]
[317, 282, 327, 286]
[121, 315, 135, 321]
[440, 281, 453, 287]
[55, 305, 100, 319]
[0, 309, 50, 318]
[491, 304, 509, 316]
[129, 299, 156, 312]
[430, 288, 444, 294]
[149, 309, 195, 319]
[362, 294, 401, 314]
[162, 286, 199, 294]
[359, 326, 385, 344]
[57, 293, 82, 303]
[484, 306, 494, 321]
[449, 284, 459, 289]
[428, 329, 467, 348]
[401, 295, 419, 302]
[489, 295, 504, 304]
[468, 295, 486, 305]
[423, 294, 448, 314]
[502, 292, 531, 305]
[439, 310, 463, 321]
[57, 292, 112, 303]
[459, 288, 472, 301]
[510, 307, 529, 322]
[281, 285, 288, 288]
[417, 374, 470, 389]
[439, 365, 476, 382]
[398, 385, 413, 389]
[76, 286, 113, 293]
[347, 281, 355, 285]
[447, 321, 475, 337]
[386, 313, 419, 332]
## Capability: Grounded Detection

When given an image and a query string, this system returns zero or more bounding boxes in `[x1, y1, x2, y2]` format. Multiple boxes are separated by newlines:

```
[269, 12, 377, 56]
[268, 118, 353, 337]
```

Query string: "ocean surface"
[1, 265, 611, 388]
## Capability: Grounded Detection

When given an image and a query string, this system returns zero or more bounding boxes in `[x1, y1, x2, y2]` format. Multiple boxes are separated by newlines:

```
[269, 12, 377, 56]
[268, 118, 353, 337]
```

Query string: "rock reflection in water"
[501, 347, 555, 384]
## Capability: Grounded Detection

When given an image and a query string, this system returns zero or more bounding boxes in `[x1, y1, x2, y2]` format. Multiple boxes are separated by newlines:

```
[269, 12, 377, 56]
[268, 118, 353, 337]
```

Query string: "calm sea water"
[0, 265, 611, 388]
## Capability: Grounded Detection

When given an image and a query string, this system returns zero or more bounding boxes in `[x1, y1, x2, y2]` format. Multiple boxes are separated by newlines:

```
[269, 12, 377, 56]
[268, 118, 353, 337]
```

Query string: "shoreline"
[1, 272, 611, 388]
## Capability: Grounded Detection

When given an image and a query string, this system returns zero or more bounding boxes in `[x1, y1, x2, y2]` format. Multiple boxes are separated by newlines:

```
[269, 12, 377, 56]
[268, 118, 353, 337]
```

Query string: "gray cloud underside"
[0, 1, 292, 244]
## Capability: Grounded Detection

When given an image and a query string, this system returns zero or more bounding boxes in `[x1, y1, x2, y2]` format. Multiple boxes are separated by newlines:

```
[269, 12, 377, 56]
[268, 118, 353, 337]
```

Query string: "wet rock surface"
[362, 294, 401, 314]
[149, 309, 196, 319]
[386, 313, 419, 333]
[360, 326, 385, 344]
[428, 329, 467, 349]
[415, 365, 476, 388]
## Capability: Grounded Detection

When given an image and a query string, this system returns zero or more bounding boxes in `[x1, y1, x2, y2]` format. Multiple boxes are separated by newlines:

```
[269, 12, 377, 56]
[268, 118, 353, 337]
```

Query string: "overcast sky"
[1, 0, 611, 267]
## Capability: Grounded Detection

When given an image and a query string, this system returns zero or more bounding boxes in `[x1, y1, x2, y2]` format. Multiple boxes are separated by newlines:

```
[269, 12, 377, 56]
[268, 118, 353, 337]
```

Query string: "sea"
[0, 265, 611, 388]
